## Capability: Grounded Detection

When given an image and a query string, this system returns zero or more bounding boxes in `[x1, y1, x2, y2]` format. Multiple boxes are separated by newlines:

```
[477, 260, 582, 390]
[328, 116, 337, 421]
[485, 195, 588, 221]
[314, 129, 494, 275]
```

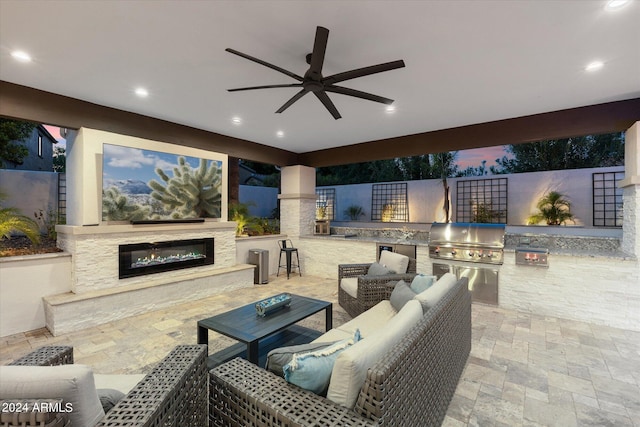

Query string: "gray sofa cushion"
[389, 280, 416, 311]
[367, 261, 393, 276]
[97, 388, 126, 413]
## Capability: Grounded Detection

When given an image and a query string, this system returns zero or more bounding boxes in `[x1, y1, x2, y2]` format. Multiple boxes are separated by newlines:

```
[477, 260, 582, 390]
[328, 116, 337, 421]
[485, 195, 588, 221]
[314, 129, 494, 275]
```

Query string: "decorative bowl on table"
[255, 293, 292, 317]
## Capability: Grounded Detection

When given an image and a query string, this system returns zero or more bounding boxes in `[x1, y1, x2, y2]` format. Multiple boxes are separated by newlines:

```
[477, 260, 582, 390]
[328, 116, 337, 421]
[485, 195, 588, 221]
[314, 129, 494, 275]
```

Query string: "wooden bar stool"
[277, 239, 301, 279]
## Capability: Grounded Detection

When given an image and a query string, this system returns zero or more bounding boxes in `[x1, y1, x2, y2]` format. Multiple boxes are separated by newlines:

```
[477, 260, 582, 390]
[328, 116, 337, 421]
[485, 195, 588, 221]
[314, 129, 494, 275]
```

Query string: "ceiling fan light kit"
[226, 26, 405, 119]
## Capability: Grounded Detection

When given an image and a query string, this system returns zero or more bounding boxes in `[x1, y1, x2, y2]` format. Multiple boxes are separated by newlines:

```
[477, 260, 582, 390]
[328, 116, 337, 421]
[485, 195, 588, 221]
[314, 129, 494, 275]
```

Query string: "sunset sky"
[43, 124, 508, 172]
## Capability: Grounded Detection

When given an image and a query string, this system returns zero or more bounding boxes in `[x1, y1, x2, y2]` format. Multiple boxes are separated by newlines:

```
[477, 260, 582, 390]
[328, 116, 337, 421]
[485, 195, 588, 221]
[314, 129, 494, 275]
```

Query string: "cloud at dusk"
[457, 146, 510, 170]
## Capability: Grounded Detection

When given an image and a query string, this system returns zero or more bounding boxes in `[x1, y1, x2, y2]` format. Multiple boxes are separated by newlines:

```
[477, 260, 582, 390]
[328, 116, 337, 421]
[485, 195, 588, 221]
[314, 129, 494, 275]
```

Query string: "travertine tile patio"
[1, 274, 638, 426]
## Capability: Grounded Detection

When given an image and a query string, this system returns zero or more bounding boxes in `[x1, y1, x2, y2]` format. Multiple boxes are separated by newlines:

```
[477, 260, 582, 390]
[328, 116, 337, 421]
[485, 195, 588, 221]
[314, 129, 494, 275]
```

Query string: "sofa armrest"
[97, 344, 207, 427]
[357, 273, 417, 310]
[339, 263, 371, 279]
[210, 357, 375, 427]
[9, 346, 73, 367]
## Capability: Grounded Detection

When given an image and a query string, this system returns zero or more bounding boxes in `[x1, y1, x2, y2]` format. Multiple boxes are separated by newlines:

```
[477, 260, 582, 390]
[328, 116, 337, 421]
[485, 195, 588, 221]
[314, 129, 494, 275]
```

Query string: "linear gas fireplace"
[119, 238, 214, 279]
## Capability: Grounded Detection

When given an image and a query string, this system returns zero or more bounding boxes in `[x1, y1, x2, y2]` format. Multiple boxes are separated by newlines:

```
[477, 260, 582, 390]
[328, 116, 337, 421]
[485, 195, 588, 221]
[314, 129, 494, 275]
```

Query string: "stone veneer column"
[279, 165, 316, 238]
[621, 121, 640, 257]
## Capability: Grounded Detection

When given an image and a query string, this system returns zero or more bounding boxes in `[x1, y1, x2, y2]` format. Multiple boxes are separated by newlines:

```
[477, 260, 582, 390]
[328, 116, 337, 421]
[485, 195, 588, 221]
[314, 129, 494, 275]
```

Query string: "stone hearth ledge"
[43, 263, 254, 336]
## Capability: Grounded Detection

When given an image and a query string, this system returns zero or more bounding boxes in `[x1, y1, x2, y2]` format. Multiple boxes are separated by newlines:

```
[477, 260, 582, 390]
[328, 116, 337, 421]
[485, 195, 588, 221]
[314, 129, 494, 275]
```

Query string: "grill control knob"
[468, 251, 474, 257]
[434, 247, 440, 254]
[451, 249, 457, 255]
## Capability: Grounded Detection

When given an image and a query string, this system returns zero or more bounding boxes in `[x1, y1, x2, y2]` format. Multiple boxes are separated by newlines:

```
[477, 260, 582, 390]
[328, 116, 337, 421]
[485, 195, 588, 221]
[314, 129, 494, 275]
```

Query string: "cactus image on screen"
[102, 144, 223, 221]
[149, 157, 222, 218]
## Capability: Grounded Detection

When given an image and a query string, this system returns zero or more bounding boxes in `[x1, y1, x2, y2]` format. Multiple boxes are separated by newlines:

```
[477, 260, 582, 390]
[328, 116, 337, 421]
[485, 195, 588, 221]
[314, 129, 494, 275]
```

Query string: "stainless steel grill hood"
[428, 222, 506, 265]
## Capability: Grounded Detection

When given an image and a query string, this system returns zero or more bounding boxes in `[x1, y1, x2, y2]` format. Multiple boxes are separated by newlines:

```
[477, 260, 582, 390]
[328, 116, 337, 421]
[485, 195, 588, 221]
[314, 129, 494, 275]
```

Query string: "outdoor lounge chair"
[0, 345, 207, 427]
[338, 250, 417, 317]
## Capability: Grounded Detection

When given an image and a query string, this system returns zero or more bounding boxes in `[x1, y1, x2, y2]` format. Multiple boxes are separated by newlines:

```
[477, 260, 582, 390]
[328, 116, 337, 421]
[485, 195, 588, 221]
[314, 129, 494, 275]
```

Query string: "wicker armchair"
[338, 257, 417, 317]
[210, 277, 471, 427]
[1, 345, 207, 427]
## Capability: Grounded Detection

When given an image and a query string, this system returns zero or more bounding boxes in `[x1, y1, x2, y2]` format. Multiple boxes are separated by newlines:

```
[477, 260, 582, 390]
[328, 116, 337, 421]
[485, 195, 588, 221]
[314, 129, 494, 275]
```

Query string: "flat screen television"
[102, 143, 223, 221]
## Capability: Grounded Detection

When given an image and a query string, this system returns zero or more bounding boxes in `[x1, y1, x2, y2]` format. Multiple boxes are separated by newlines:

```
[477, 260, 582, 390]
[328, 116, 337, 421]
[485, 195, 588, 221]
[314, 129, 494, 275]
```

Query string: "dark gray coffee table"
[197, 294, 332, 366]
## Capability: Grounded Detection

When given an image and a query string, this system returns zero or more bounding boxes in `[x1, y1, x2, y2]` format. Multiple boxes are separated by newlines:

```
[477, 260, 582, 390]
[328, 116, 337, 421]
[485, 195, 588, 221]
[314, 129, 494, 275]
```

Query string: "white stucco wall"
[319, 166, 624, 226]
[0, 253, 71, 337]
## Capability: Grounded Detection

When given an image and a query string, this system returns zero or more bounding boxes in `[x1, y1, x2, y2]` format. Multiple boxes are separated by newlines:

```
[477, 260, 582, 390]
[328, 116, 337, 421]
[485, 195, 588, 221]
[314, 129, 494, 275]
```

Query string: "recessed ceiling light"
[11, 50, 32, 63]
[134, 87, 149, 97]
[231, 117, 242, 125]
[385, 105, 396, 114]
[605, 0, 630, 10]
[276, 130, 284, 138]
[585, 61, 604, 72]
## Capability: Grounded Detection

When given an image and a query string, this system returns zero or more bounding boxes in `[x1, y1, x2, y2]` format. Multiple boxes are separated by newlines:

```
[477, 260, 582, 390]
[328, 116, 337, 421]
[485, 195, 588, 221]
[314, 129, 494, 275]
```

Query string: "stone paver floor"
[1, 274, 638, 426]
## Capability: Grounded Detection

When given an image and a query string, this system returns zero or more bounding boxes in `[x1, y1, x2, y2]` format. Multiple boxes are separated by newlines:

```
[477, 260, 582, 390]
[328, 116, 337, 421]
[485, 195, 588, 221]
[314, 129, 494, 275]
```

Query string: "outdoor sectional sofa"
[0, 344, 207, 427]
[210, 273, 471, 426]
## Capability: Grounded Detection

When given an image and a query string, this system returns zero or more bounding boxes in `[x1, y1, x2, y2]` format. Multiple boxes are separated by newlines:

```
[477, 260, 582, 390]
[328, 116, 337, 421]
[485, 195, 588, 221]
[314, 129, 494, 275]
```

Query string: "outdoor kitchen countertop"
[302, 234, 634, 260]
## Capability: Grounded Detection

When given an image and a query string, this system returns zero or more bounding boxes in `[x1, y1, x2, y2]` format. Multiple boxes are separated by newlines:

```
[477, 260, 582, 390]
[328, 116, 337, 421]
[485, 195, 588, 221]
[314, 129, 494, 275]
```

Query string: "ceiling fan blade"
[228, 83, 303, 92]
[314, 91, 342, 120]
[323, 60, 405, 85]
[325, 85, 394, 105]
[276, 89, 309, 113]
[226, 48, 303, 82]
[308, 26, 329, 79]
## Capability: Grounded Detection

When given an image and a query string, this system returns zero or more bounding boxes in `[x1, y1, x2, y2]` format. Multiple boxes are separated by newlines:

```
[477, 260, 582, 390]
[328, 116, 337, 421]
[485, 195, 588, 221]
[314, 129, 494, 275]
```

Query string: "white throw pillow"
[378, 250, 410, 274]
[0, 364, 105, 426]
[414, 272, 459, 311]
[327, 299, 423, 408]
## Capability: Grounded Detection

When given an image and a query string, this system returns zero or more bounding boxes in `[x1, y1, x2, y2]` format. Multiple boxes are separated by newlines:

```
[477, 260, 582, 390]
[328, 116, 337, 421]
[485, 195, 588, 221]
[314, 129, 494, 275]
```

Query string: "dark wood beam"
[2, 81, 638, 169]
[299, 98, 640, 167]
[0, 81, 299, 166]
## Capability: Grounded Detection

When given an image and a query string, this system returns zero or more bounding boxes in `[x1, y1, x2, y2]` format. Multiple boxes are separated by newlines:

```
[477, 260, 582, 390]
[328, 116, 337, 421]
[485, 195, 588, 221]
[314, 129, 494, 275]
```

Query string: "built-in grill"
[429, 222, 506, 305]
[428, 222, 505, 265]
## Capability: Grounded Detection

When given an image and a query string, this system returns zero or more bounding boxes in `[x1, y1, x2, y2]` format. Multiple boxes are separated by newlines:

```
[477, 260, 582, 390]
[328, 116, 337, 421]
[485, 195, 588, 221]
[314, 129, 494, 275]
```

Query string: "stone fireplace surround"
[46, 222, 253, 335]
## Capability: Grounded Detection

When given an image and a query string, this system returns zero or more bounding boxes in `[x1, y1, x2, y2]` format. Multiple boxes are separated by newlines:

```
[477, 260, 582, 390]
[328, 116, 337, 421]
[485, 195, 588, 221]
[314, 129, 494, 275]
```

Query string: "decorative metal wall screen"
[456, 178, 508, 223]
[593, 171, 624, 227]
[371, 183, 409, 222]
[58, 173, 67, 223]
[316, 188, 336, 220]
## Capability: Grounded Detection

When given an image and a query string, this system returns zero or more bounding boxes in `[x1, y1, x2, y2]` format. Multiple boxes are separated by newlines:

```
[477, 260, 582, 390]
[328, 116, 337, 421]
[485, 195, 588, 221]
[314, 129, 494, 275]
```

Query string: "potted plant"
[344, 205, 365, 221]
[527, 191, 575, 226]
[314, 203, 330, 235]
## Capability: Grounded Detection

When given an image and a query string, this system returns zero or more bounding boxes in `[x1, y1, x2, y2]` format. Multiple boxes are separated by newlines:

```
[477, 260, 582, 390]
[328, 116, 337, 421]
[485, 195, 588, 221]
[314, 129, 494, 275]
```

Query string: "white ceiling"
[1, 0, 639, 154]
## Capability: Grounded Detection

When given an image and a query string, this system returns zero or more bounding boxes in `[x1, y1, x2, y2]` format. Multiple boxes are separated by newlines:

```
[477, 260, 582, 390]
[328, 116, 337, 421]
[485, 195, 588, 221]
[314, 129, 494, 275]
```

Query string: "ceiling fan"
[226, 26, 405, 120]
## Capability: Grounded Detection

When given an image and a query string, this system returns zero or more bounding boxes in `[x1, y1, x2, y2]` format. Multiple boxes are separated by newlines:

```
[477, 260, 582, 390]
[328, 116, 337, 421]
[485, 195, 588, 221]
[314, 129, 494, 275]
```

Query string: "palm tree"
[0, 192, 40, 245]
[431, 152, 458, 223]
[527, 191, 575, 226]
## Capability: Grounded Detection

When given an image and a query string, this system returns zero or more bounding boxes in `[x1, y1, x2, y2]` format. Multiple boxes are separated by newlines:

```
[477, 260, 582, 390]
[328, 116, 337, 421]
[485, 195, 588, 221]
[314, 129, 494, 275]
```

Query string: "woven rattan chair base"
[3, 345, 207, 427]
